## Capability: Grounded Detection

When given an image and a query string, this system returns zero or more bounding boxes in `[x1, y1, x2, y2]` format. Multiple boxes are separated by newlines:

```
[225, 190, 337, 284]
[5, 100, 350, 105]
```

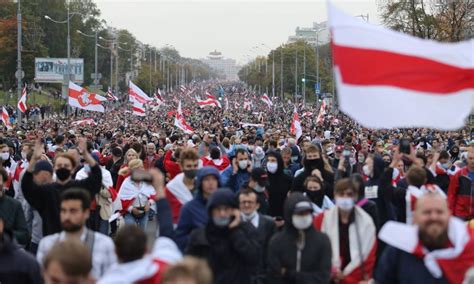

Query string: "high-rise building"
[287, 21, 330, 46]
[201, 50, 239, 80]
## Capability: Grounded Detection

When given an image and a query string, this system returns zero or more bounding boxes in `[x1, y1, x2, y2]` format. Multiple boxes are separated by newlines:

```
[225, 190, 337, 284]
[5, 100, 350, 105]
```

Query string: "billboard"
[34, 58, 84, 83]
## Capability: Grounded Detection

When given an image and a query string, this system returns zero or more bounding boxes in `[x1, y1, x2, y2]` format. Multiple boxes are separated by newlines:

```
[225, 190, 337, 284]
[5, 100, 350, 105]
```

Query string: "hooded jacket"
[187, 188, 261, 284]
[266, 151, 292, 217]
[175, 166, 221, 251]
[267, 193, 332, 284]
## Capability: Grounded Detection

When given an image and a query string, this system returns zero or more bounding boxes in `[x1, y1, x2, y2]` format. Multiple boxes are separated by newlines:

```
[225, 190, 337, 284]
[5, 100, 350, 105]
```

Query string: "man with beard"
[22, 138, 102, 236]
[376, 193, 474, 283]
[37, 188, 116, 280]
[292, 145, 334, 198]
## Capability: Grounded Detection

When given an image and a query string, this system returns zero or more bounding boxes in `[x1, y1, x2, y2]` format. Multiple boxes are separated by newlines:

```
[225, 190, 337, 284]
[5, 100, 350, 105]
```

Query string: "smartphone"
[399, 138, 411, 154]
[131, 169, 153, 183]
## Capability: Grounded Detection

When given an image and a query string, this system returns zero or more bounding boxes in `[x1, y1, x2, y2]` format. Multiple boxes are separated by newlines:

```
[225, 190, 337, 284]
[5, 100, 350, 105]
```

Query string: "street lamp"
[117, 44, 134, 83]
[97, 43, 114, 90]
[77, 29, 99, 88]
[261, 43, 275, 99]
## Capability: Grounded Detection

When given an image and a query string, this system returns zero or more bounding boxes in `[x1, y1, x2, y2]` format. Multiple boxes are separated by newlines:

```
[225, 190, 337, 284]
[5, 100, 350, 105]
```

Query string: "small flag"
[174, 101, 193, 134]
[261, 93, 273, 108]
[290, 106, 302, 140]
[17, 86, 27, 113]
[1, 107, 11, 129]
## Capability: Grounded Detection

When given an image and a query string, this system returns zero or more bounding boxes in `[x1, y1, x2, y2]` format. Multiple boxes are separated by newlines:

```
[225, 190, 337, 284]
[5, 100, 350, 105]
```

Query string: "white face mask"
[0, 153, 9, 161]
[266, 162, 278, 174]
[335, 197, 355, 211]
[254, 184, 265, 193]
[21, 152, 27, 160]
[242, 211, 257, 222]
[238, 160, 249, 170]
[292, 214, 313, 230]
[362, 165, 371, 176]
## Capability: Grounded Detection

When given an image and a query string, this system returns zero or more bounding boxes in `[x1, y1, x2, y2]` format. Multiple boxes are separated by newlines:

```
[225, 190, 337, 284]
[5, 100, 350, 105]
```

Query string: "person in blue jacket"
[174, 166, 221, 251]
[221, 148, 252, 193]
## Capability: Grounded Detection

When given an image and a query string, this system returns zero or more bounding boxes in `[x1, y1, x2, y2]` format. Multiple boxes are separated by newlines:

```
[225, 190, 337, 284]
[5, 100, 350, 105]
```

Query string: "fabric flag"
[106, 87, 118, 101]
[316, 100, 327, 124]
[224, 97, 229, 111]
[261, 93, 273, 108]
[196, 92, 221, 108]
[129, 81, 152, 104]
[302, 111, 313, 118]
[243, 98, 252, 111]
[290, 106, 302, 140]
[131, 99, 146, 117]
[329, 3, 474, 130]
[174, 101, 193, 134]
[17, 86, 27, 113]
[68, 82, 106, 112]
[1, 107, 11, 129]
[155, 89, 163, 101]
[71, 118, 97, 126]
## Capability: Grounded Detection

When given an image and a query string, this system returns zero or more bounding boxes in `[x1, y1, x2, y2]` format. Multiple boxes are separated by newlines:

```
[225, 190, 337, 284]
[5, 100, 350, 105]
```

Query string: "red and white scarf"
[379, 218, 474, 283]
[165, 173, 193, 205]
[314, 206, 377, 283]
[406, 184, 446, 224]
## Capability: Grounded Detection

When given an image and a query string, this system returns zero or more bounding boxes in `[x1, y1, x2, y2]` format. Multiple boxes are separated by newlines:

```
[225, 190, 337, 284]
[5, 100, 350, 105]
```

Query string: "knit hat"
[206, 188, 237, 214]
[34, 160, 53, 174]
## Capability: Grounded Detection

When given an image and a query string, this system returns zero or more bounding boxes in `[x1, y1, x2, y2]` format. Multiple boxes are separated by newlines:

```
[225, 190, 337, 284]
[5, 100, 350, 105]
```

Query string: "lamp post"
[77, 30, 99, 88]
[16, 0, 22, 125]
[261, 44, 275, 99]
[117, 44, 133, 83]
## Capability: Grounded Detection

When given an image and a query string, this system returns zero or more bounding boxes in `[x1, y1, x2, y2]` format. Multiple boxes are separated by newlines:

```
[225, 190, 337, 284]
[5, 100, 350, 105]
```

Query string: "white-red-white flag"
[290, 106, 302, 140]
[129, 81, 152, 104]
[71, 118, 97, 126]
[302, 111, 313, 118]
[243, 98, 253, 111]
[316, 100, 327, 124]
[261, 93, 273, 108]
[330, 3, 474, 130]
[106, 87, 118, 101]
[68, 82, 107, 112]
[197, 92, 221, 108]
[1, 107, 11, 129]
[18, 86, 27, 113]
[132, 101, 146, 117]
[224, 97, 229, 111]
[174, 101, 193, 134]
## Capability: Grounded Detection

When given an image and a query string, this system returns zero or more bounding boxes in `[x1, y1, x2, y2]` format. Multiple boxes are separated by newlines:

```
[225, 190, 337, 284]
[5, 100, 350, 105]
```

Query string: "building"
[287, 21, 330, 46]
[200, 50, 239, 80]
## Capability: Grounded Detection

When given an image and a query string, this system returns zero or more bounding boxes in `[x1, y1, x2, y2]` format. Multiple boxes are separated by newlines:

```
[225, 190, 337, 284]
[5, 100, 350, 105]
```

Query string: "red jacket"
[448, 167, 474, 219]
[164, 150, 181, 180]
[144, 154, 160, 169]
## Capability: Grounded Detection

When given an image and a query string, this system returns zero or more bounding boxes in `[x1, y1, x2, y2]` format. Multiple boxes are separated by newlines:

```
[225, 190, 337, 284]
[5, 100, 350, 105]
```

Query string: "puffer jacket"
[448, 167, 474, 219]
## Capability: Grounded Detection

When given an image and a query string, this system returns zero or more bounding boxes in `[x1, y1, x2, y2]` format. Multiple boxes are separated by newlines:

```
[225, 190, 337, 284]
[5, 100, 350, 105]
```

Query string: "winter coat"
[266, 151, 292, 217]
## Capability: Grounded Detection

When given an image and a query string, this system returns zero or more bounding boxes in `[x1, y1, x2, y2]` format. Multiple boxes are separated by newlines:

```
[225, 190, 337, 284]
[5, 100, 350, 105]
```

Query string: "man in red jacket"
[448, 149, 474, 220]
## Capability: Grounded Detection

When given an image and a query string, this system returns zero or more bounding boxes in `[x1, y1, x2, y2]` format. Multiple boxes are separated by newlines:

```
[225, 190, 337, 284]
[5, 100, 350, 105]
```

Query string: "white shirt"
[37, 228, 117, 280]
[242, 212, 259, 228]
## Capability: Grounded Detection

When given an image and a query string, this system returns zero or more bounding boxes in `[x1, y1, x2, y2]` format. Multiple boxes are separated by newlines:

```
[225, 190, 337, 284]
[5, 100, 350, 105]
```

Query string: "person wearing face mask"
[313, 178, 377, 284]
[187, 188, 260, 284]
[203, 146, 230, 172]
[265, 151, 292, 218]
[221, 149, 252, 193]
[247, 168, 270, 214]
[303, 176, 334, 215]
[432, 150, 451, 193]
[0, 144, 17, 195]
[238, 188, 276, 284]
[22, 138, 102, 236]
[267, 192, 332, 284]
[165, 149, 200, 225]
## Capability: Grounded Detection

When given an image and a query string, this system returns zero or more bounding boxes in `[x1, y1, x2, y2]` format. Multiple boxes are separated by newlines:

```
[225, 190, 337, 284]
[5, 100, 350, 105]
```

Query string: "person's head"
[33, 160, 54, 185]
[0, 168, 7, 197]
[303, 145, 323, 171]
[303, 175, 325, 203]
[249, 168, 268, 193]
[66, 148, 81, 168]
[363, 155, 374, 177]
[374, 140, 384, 154]
[20, 142, 33, 160]
[406, 166, 427, 188]
[285, 192, 314, 231]
[0, 144, 10, 161]
[114, 224, 147, 263]
[382, 154, 391, 166]
[413, 193, 450, 250]
[146, 143, 156, 156]
[162, 257, 212, 284]
[357, 151, 367, 164]
[43, 239, 93, 284]
[265, 151, 283, 174]
[111, 146, 123, 159]
[125, 148, 139, 163]
[207, 188, 236, 228]
[209, 147, 221, 160]
[305, 144, 321, 160]
[128, 158, 144, 171]
[179, 148, 199, 180]
[467, 149, 474, 172]
[235, 149, 249, 170]
[438, 150, 450, 168]
[54, 153, 77, 183]
[238, 188, 260, 217]
[334, 178, 358, 212]
[280, 147, 292, 165]
[196, 167, 221, 199]
[60, 188, 91, 233]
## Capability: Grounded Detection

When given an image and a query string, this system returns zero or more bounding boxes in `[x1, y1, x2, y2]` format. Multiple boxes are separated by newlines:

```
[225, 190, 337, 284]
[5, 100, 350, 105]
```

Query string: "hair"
[238, 187, 258, 201]
[43, 239, 92, 278]
[60, 188, 91, 210]
[128, 158, 144, 170]
[55, 135, 65, 145]
[305, 144, 320, 154]
[0, 168, 7, 183]
[304, 175, 323, 189]
[124, 148, 139, 163]
[439, 150, 450, 160]
[179, 148, 199, 165]
[334, 178, 358, 197]
[406, 166, 427, 188]
[162, 257, 213, 284]
[268, 140, 277, 148]
[114, 224, 147, 263]
[54, 153, 77, 169]
[0, 144, 7, 150]
[281, 147, 292, 155]
[235, 148, 248, 157]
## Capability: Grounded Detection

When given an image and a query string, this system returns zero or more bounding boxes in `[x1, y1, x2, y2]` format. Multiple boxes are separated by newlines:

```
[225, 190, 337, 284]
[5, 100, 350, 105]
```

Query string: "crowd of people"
[0, 81, 473, 284]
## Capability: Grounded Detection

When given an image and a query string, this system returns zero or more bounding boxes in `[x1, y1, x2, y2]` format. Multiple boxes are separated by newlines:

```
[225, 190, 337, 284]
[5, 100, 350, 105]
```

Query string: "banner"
[34, 58, 84, 83]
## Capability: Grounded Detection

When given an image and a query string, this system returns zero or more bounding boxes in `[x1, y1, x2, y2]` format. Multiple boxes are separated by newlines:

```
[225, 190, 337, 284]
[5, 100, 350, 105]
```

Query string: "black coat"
[187, 222, 261, 284]
[249, 214, 277, 284]
[266, 152, 292, 218]
[267, 193, 332, 284]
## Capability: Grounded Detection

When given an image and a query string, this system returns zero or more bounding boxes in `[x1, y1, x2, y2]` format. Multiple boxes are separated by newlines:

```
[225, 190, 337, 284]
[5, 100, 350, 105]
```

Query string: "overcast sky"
[95, 0, 379, 64]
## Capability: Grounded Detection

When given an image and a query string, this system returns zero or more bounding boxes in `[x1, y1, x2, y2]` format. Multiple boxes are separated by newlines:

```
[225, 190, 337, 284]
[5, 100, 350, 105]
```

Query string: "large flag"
[68, 82, 107, 112]
[261, 93, 273, 108]
[129, 81, 152, 104]
[330, 3, 474, 130]
[17, 86, 27, 113]
[1, 107, 11, 129]
[132, 101, 146, 117]
[196, 92, 221, 108]
[174, 101, 193, 134]
[71, 118, 97, 126]
[290, 106, 302, 140]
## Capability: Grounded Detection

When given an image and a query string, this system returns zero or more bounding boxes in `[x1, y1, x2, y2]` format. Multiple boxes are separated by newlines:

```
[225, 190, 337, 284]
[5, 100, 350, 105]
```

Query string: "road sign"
[91, 73, 102, 79]
[315, 82, 320, 95]
[15, 70, 24, 80]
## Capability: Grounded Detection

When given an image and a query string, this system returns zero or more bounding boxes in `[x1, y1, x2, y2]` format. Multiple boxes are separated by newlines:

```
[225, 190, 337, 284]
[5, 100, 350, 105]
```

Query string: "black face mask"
[306, 190, 325, 207]
[56, 168, 71, 181]
[304, 158, 324, 171]
[383, 161, 391, 168]
[183, 169, 198, 180]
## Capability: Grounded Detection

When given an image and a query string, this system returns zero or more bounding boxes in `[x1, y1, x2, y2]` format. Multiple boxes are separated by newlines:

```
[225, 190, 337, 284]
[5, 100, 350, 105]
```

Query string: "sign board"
[34, 58, 84, 83]
[315, 82, 321, 95]
[91, 73, 102, 79]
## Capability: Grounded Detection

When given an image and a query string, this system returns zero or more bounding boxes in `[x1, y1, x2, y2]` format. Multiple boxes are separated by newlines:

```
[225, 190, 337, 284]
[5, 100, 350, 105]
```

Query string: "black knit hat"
[34, 160, 53, 174]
